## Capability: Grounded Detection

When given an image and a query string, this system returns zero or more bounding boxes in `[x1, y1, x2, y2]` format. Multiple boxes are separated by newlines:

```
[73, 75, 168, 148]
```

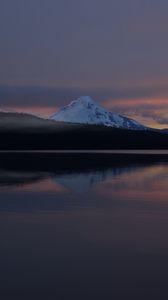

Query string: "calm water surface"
[1, 153, 168, 299]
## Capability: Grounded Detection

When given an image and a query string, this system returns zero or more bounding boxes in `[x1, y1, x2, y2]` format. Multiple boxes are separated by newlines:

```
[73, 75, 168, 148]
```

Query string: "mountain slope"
[50, 96, 147, 130]
[0, 111, 76, 131]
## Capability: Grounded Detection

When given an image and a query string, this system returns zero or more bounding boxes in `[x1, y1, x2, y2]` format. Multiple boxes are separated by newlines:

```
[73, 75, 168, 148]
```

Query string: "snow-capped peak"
[50, 96, 147, 130]
[73, 95, 95, 104]
[62, 96, 98, 111]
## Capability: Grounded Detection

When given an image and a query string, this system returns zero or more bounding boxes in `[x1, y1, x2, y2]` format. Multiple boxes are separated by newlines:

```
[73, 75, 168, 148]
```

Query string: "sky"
[1, 0, 168, 128]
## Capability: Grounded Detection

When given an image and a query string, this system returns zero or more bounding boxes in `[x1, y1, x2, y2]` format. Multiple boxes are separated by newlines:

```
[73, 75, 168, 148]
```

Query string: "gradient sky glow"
[1, 0, 168, 128]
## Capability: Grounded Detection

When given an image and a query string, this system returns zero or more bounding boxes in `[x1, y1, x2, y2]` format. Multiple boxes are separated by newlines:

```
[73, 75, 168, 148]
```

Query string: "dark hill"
[0, 112, 168, 150]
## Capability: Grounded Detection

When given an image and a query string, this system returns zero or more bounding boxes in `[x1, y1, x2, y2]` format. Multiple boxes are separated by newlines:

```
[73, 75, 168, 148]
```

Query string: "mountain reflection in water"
[1, 153, 168, 299]
[0, 153, 168, 208]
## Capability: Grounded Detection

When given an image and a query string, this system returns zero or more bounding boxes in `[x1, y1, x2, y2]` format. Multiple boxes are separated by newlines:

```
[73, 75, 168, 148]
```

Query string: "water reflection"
[0, 166, 141, 192]
[1, 153, 168, 299]
[0, 153, 167, 214]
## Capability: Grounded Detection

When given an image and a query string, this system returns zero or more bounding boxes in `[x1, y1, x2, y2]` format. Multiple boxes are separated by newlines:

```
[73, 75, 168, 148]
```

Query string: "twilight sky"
[1, 0, 168, 128]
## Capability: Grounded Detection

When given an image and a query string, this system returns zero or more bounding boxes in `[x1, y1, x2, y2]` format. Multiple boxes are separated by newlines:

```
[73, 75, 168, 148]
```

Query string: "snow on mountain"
[50, 96, 147, 130]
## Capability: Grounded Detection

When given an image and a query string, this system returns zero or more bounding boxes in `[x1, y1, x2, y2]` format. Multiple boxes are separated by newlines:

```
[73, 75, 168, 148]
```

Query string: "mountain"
[50, 96, 147, 130]
[1, 104, 168, 150]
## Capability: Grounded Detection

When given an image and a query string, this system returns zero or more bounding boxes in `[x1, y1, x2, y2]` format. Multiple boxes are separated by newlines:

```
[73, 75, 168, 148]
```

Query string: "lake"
[1, 152, 168, 299]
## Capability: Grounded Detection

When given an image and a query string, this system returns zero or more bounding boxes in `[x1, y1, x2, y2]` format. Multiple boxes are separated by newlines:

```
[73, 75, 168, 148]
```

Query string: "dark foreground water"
[1, 153, 168, 299]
